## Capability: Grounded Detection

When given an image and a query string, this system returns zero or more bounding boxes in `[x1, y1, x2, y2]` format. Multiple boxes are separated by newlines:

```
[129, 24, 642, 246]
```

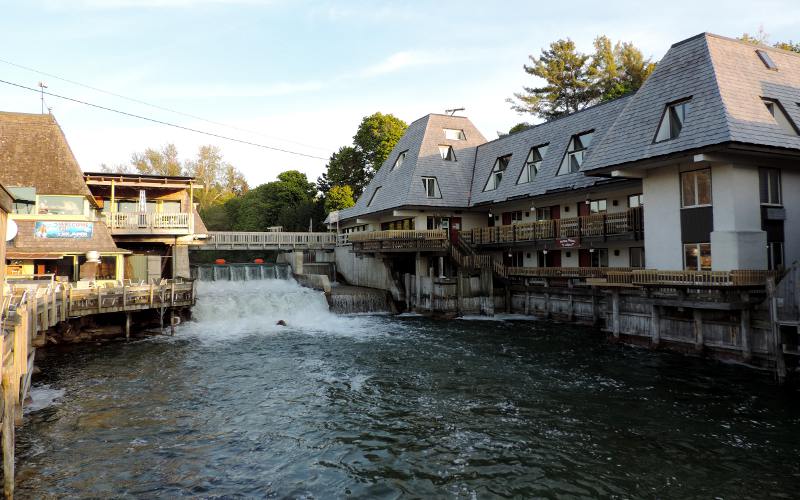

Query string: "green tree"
[317, 146, 368, 197]
[353, 112, 408, 175]
[131, 143, 183, 176]
[590, 36, 656, 102]
[507, 39, 596, 119]
[184, 145, 249, 211]
[224, 170, 319, 232]
[324, 185, 355, 213]
[740, 28, 800, 53]
[98, 163, 133, 174]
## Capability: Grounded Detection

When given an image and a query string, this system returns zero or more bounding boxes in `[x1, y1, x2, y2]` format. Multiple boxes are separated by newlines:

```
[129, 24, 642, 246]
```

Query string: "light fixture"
[543, 249, 548, 255]
[589, 248, 595, 253]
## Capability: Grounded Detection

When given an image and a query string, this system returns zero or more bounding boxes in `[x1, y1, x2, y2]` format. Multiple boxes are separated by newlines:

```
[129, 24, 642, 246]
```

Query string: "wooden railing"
[462, 207, 643, 245]
[604, 269, 779, 287]
[104, 212, 191, 233]
[203, 231, 337, 249]
[348, 230, 447, 242]
[507, 267, 641, 279]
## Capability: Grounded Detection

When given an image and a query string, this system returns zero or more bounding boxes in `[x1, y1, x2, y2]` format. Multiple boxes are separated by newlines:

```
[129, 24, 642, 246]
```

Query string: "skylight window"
[756, 49, 778, 70]
[763, 98, 799, 135]
[438, 145, 456, 161]
[518, 145, 548, 184]
[654, 99, 690, 143]
[367, 187, 381, 207]
[557, 131, 593, 175]
[392, 151, 407, 171]
[421, 177, 441, 198]
[444, 128, 466, 140]
[484, 155, 511, 191]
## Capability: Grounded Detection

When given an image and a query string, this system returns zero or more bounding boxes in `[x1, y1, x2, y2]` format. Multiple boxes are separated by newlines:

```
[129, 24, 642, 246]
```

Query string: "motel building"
[328, 33, 800, 284]
[0, 112, 127, 283]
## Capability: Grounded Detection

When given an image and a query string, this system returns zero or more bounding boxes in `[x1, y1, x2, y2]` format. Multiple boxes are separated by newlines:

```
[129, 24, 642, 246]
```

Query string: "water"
[192, 263, 291, 281]
[17, 280, 800, 498]
[330, 285, 391, 314]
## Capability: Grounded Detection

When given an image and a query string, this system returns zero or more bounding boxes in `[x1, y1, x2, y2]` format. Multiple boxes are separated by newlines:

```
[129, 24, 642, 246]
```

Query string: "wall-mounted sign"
[34, 221, 93, 239]
[556, 237, 580, 248]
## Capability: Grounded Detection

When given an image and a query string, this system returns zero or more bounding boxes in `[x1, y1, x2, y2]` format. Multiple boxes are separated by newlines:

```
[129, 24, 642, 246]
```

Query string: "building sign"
[556, 237, 580, 248]
[34, 221, 93, 239]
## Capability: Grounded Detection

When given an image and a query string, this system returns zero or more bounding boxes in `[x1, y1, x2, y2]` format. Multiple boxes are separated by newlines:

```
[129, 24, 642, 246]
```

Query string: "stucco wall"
[643, 165, 683, 270]
[334, 246, 402, 300]
[781, 168, 800, 267]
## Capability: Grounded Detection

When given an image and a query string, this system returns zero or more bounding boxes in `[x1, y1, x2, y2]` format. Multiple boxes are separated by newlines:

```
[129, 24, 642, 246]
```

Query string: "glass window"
[484, 155, 511, 191]
[444, 128, 466, 140]
[759, 168, 782, 205]
[590, 248, 609, 267]
[557, 132, 593, 175]
[518, 145, 548, 184]
[535, 207, 551, 220]
[421, 177, 441, 198]
[589, 199, 607, 214]
[655, 99, 691, 142]
[680, 169, 712, 208]
[392, 151, 407, 171]
[628, 194, 643, 208]
[684, 243, 712, 271]
[438, 145, 456, 161]
[510, 211, 523, 223]
[367, 187, 381, 207]
[768, 242, 784, 270]
[763, 99, 798, 135]
[756, 49, 777, 70]
[161, 200, 182, 213]
[630, 247, 645, 268]
[38, 195, 85, 215]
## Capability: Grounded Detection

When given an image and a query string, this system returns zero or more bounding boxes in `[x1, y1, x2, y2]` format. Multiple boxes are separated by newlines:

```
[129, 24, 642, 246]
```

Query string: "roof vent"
[756, 49, 778, 70]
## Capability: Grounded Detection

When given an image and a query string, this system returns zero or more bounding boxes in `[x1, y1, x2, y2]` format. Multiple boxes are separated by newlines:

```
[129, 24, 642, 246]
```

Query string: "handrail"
[348, 230, 447, 242]
[104, 212, 190, 231]
[206, 231, 336, 247]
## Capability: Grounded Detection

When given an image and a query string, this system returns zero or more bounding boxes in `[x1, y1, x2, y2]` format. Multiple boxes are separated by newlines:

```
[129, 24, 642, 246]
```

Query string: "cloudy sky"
[1, 0, 798, 187]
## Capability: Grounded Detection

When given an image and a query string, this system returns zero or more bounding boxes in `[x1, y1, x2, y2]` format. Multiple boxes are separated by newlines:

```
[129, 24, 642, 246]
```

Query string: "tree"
[508, 36, 656, 120]
[324, 185, 355, 213]
[740, 28, 800, 53]
[99, 163, 133, 174]
[317, 146, 368, 197]
[131, 143, 182, 176]
[353, 112, 407, 175]
[184, 145, 248, 211]
[507, 39, 596, 120]
[590, 36, 655, 102]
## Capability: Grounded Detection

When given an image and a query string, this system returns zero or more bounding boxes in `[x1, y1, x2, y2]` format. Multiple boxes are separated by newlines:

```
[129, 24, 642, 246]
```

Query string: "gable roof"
[583, 33, 800, 172]
[339, 114, 487, 220]
[0, 112, 93, 198]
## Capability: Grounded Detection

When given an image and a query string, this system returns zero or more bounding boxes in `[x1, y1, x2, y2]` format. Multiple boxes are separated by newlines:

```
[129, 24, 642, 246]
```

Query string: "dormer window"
[557, 131, 593, 175]
[518, 145, 548, 184]
[654, 99, 690, 142]
[392, 151, 407, 171]
[421, 177, 441, 198]
[762, 98, 799, 135]
[444, 128, 466, 140]
[756, 49, 777, 70]
[439, 145, 456, 161]
[367, 187, 381, 207]
[484, 155, 511, 191]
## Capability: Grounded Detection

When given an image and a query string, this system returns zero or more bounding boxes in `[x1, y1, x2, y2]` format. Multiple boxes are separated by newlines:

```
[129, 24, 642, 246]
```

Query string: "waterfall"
[329, 286, 391, 314]
[191, 263, 290, 281]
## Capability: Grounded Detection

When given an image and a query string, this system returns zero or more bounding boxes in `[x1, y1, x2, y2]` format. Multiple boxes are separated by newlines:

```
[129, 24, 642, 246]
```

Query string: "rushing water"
[16, 279, 800, 498]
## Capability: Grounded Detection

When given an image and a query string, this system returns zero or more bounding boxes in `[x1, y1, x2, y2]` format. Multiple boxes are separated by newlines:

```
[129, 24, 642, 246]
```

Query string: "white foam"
[26, 385, 65, 413]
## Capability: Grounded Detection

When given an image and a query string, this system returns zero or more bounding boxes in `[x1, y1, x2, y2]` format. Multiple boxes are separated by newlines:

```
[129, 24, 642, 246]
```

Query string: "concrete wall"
[173, 244, 191, 279]
[710, 163, 766, 270]
[334, 246, 402, 300]
[782, 168, 800, 266]
[643, 165, 683, 270]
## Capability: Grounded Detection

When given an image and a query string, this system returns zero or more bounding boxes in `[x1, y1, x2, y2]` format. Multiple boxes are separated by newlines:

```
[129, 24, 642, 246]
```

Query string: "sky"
[0, 0, 798, 187]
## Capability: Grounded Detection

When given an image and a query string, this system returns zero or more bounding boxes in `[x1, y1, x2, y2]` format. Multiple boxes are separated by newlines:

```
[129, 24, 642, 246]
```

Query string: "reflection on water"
[16, 280, 800, 498]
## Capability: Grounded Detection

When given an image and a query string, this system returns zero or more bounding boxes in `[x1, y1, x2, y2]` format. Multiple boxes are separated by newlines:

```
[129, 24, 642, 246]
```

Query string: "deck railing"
[104, 212, 191, 233]
[462, 207, 643, 245]
[348, 229, 447, 242]
[205, 231, 337, 248]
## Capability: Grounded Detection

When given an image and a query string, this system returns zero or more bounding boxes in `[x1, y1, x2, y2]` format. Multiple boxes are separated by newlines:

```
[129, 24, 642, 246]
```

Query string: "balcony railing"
[462, 207, 643, 246]
[104, 212, 191, 234]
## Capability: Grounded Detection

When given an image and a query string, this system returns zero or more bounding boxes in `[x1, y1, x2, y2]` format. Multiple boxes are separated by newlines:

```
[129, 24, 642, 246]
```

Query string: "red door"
[550, 205, 560, 219]
[450, 217, 462, 242]
[502, 212, 512, 226]
[579, 249, 591, 267]
[578, 202, 590, 217]
[549, 250, 562, 267]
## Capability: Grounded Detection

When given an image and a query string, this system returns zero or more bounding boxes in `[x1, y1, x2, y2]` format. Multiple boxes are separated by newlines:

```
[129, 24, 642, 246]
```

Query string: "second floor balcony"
[103, 211, 191, 235]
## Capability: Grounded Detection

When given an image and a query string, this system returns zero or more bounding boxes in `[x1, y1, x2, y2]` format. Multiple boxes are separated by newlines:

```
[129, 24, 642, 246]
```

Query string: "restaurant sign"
[556, 237, 580, 248]
[34, 221, 93, 239]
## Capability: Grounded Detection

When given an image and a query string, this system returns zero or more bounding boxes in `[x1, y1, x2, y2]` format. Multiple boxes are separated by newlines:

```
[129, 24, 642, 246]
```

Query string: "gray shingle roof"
[584, 33, 800, 172]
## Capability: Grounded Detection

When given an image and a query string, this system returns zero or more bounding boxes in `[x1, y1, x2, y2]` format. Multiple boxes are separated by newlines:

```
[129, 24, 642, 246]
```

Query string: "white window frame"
[654, 98, 691, 143]
[484, 155, 511, 191]
[557, 131, 593, 176]
[762, 98, 799, 135]
[438, 145, 456, 161]
[421, 177, 441, 198]
[518, 145, 548, 184]
[759, 168, 782, 206]
[683, 242, 712, 271]
[680, 168, 712, 208]
[443, 128, 466, 140]
[392, 151, 407, 171]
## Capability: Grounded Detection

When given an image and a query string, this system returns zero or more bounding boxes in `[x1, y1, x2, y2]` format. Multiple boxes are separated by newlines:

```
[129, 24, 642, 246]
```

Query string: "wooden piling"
[740, 308, 752, 361]
[125, 312, 131, 341]
[650, 304, 661, 347]
[693, 309, 704, 352]
[611, 291, 620, 338]
[766, 277, 786, 383]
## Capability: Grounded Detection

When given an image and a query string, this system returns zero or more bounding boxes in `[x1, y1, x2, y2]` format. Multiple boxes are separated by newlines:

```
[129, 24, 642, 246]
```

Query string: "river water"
[16, 279, 800, 498]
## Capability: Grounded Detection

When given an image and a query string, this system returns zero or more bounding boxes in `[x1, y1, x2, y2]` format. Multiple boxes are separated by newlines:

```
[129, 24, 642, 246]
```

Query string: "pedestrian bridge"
[195, 231, 337, 251]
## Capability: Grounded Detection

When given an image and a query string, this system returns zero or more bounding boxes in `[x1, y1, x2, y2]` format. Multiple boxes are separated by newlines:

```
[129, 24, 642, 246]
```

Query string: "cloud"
[44, 0, 274, 9]
[358, 51, 449, 77]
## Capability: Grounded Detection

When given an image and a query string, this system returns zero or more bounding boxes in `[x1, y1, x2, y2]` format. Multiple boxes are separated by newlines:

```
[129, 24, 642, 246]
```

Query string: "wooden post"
[767, 277, 786, 383]
[693, 309, 704, 352]
[505, 286, 511, 314]
[169, 310, 175, 336]
[740, 308, 752, 361]
[149, 283, 155, 308]
[456, 271, 463, 315]
[97, 287, 102, 313]
[611, 291, 620, 338]
[591, 290, 599, 327]
[125, 312, 131, 341]
[651, 304, 660, 347]
[567, 293, 575, 321]
[2, 371, 15, 500]
[544, 292, 551, 319]
[524, 290, 530, 315]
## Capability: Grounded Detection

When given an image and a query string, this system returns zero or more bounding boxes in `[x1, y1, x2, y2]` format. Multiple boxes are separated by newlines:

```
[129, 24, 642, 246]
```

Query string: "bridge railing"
[205, 231, 337, 248]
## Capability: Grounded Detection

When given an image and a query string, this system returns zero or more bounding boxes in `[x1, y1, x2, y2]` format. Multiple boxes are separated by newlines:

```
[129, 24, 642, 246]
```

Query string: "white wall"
[643, 165, 683, 270]
[784, 168, 800, 267]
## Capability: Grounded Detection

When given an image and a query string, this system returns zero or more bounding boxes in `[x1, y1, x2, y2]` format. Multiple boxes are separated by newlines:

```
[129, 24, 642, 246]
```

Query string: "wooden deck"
[197, 231, 337, 250]
[0, 279, 195, 497]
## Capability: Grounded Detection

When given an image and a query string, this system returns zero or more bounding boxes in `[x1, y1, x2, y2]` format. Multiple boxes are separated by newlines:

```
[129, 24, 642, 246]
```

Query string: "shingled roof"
[7, 220, 122, 258]
[583, 33, 800, 172]
[0, 112, 93, 197]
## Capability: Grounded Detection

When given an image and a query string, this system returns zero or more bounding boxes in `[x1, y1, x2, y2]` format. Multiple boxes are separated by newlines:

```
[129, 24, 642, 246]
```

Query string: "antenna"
[37, 81, 48, 114]
[445, 107, 465, 116]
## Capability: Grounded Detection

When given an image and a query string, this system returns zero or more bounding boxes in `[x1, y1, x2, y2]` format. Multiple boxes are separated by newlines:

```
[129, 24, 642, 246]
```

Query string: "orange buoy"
[253, 258, 264, 264]
[214, 258, 226, 265]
